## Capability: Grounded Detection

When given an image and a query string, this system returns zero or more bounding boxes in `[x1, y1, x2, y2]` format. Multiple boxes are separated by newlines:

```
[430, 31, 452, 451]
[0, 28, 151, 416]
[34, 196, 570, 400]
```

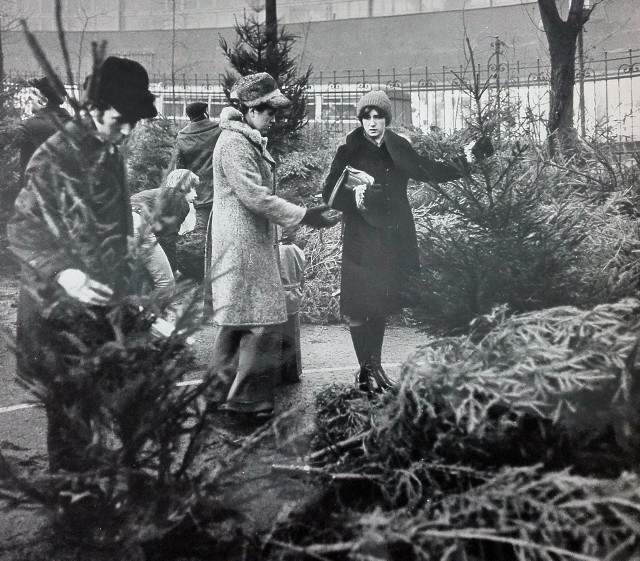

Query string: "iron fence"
[6, 46, 640, 148]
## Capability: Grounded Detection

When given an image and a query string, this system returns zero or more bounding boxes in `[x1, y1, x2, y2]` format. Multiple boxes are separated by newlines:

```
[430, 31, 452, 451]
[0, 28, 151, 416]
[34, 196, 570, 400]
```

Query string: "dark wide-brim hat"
[91, 56, 157, 120]
[233, 72, 291, 109]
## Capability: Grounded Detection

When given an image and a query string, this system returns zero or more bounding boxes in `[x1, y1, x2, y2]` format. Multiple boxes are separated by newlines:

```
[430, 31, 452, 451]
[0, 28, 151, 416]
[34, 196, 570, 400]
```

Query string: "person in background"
[175, 101, 221, 230]
[130, 169, 199, 299]
[206, 72, 336, 422]
[8, 56, 157, 471]
[6, 77, 72, 197]
[174, 102, 221, 280]
[323, 90, 493, 393]
[277, 226, 306, 383]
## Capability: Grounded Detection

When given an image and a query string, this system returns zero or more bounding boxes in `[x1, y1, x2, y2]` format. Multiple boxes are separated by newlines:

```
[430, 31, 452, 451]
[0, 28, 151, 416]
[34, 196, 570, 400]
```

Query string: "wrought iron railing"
[6, 46, 639, 147]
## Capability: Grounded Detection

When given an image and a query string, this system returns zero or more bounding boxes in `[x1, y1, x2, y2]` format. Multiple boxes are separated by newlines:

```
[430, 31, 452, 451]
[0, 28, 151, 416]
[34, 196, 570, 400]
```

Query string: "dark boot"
[369, 357, 396, 391]
[355, 360, 376, 393]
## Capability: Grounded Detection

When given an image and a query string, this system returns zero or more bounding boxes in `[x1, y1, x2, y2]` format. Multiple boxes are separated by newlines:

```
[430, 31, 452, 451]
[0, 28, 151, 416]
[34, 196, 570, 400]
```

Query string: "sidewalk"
[0, 324, 429, 556]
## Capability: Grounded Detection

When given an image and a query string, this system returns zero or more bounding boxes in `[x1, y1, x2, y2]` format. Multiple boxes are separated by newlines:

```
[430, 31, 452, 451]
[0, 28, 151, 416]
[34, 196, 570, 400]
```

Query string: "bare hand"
[354, 185, 367, 209]
[57, 269, 113, 306]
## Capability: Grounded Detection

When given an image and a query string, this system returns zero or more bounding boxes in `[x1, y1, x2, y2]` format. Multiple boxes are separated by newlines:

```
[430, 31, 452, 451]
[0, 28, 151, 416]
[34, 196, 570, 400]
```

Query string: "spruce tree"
[219, 10, 312, 155]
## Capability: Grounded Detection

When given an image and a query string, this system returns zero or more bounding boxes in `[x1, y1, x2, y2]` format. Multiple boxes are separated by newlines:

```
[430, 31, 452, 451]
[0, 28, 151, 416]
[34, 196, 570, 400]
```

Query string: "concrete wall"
[4, 0, 638, 78]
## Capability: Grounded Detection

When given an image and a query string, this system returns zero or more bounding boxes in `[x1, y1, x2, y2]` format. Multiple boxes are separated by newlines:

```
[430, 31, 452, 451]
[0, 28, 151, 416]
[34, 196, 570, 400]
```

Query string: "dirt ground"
[0, 274, 430, 558]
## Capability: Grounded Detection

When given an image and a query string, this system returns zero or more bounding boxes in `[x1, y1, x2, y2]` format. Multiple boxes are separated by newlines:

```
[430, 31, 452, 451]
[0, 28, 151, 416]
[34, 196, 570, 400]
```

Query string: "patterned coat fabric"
[323, 127, 463, 319]
[206, 107, 305, 326]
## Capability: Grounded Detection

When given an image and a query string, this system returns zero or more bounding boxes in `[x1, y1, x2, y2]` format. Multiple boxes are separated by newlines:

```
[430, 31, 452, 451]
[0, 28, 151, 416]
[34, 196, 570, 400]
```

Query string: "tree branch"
[568, 0, 593, 27]
[537, 0, 563, 29]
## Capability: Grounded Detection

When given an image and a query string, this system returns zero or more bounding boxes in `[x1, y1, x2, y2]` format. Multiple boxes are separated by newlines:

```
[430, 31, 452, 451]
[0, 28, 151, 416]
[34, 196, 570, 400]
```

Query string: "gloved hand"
[362, 184, 386, 209]
[300, 204, 339, 229]
[56, 268, 113, 306]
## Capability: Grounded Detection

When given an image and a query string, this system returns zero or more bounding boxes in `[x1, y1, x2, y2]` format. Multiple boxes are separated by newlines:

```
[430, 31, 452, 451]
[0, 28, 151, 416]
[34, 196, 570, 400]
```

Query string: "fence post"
[604, 52, 609, 142]
[629, 49, 635, 144]
[578, 20, 586, 137]
[442, 65, 446, 131]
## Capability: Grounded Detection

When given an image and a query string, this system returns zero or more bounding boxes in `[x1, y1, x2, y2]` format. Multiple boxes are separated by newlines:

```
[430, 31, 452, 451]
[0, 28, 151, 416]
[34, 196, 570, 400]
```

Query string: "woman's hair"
[155, 169, 199, 231]
[357, 105, 391, 126]
[164, 169, 199, 194]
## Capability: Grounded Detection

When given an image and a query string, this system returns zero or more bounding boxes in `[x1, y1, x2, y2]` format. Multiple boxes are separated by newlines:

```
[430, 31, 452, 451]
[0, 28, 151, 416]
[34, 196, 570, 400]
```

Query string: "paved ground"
[0, 278, 430, 555]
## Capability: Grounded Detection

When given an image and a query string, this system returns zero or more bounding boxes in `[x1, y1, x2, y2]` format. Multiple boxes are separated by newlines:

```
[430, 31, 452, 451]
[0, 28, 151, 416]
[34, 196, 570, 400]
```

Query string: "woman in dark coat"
[323, 90, 479, 392]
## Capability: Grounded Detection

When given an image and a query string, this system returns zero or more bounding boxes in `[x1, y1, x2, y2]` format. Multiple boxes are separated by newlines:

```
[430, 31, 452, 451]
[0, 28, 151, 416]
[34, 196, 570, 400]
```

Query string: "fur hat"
[233, 72, 291, 108]
[88, 56, 157, 120]
[356, 90, 392, 125]
[29, 76, 65, 106]
[186, 101, 208, 120]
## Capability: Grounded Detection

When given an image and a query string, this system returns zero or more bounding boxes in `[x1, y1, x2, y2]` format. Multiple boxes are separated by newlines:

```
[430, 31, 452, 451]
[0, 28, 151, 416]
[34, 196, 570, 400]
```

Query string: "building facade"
[5, 1, 640, 143]
[16, 0, 537, 32]
[6, 0, 638, 77]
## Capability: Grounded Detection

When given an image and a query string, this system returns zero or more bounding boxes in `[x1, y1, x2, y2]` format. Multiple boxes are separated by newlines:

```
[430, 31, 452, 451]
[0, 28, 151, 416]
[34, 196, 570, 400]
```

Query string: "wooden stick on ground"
[307, 430, 372, 461]
[270, 463, 376, 481]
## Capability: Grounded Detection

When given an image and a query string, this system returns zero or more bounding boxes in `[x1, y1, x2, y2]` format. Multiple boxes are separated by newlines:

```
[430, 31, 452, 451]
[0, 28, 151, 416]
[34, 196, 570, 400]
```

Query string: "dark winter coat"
[322, 127, 463, 319]
[8, 117, 133, 379]
[15, 104, 72, 187]
[175, 119, 221, 208]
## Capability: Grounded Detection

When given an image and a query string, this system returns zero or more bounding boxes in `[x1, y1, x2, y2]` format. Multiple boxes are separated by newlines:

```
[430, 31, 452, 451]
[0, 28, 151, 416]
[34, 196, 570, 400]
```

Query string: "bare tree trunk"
[538, 0, 592, 156]
[265, 0, 277, 71]
[0, 18, 5, 85]
[0, 18, 5, 118]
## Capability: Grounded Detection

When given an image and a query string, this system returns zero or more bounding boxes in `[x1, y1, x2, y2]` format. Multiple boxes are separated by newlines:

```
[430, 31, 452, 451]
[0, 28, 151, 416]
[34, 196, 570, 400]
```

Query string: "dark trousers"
[195, 204, 212, 231]
[46, 405, 92, 472]
[209, 325, 280, 413]
[279, 313, 302, 383]
[349, 315, 386, 365]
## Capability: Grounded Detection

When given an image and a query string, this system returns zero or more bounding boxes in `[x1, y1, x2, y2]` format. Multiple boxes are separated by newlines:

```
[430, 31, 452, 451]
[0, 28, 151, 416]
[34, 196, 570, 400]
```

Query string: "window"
[320, 94, 357, 121]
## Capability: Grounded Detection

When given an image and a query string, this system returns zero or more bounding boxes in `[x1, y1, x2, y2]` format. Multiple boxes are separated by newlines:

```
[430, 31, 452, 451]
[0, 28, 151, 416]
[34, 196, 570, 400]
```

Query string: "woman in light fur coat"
[205, 72, 335, 421]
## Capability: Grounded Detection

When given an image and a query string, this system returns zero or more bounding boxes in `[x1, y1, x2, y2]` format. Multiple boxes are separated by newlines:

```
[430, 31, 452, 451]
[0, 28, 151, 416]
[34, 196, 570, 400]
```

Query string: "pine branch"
[54, 0, 76, 100]
[20, 19, 79, 114]
[270, 464, 378, 481]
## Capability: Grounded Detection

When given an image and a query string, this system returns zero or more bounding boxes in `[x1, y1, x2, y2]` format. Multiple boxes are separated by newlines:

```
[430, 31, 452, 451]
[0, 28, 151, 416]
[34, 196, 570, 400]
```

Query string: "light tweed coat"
[206, 107, 306, 325]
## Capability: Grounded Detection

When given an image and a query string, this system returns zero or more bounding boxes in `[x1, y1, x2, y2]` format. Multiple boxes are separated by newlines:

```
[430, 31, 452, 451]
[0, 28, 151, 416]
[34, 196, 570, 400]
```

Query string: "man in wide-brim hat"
[8, 56, 157, 472]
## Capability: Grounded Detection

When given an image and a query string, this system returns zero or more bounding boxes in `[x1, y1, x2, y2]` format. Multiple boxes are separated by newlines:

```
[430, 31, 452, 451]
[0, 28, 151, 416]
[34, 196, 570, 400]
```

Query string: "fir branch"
[54, 0, 76, 99]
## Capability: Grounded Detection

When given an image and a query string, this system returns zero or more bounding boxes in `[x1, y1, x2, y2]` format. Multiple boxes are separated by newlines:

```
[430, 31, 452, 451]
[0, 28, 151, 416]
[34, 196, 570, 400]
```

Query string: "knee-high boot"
[349, 324, 375, 392]
[367, 317, 395, 390]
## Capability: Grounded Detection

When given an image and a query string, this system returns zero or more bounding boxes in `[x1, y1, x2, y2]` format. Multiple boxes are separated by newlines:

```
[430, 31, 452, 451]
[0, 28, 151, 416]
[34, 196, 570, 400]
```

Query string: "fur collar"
[219, 106, 266, 148]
